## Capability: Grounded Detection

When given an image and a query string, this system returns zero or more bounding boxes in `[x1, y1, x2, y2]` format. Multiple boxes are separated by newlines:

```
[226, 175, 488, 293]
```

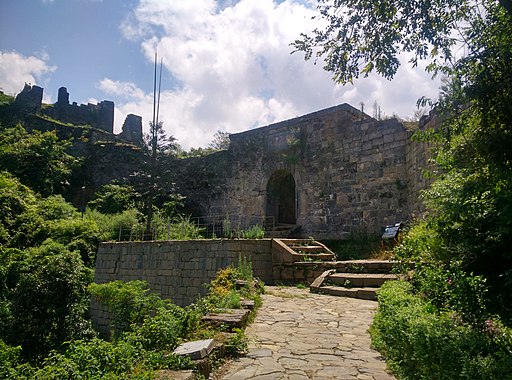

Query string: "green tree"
[295, 1, 512, 321]
[0, 171, 45, 248]
[208, 130, 230, 151]
[132, 121, 180, 239]
[293, 0, 512, 83]
[1, 241, 94, 362]
[0, 125, 78, 196]
[88, 183, 137, 214]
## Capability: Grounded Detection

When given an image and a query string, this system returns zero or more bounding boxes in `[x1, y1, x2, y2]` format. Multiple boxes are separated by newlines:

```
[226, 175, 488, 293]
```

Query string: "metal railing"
[112, 215, 277, 242]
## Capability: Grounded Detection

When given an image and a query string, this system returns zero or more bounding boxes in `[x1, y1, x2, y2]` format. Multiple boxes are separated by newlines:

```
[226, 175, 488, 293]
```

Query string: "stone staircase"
[309, 260, 400, 301]
[265, 224, 302, 238]
[272, 238, 336, 262]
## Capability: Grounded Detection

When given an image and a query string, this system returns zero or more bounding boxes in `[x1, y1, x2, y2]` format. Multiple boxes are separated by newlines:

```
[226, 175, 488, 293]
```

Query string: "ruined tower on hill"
[13, 84, 143, 146]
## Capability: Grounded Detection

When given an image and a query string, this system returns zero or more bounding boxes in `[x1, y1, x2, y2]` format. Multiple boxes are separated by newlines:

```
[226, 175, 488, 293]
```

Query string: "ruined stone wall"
[43, 96, 115, 134]
[14, 84, 43, 114]
[178, 104, 412, 239]
[92, 239, 273, 333]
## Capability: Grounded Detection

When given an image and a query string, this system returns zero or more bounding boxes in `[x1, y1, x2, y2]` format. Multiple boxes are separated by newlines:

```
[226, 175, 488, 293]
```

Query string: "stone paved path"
[217, 286, 395, 380]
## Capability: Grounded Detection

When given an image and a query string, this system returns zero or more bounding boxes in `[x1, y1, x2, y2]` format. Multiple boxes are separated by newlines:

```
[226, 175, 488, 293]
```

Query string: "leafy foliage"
[0, 172, 44, 248]
[150, 213, 205, 240]
[371, 280, 512, 380]
[411, 262, 489, 326]
[1, 241, 94, 362]
[123, 305, 193, 352]
[86, 208, 141, 242]
[89, 280, 166, 338]
[0, 125, 78, 196]
[0, 92, 14, 106]
[208, 130, 230, 151]
[415, 4, 512, 320]
[292, 0, 512, 84]
[88, 184, 138, 214]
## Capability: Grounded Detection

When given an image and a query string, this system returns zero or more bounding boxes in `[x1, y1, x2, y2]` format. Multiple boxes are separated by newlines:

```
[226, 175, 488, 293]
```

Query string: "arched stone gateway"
[266, 170, 296, 225]
[173, 103, 433, 239]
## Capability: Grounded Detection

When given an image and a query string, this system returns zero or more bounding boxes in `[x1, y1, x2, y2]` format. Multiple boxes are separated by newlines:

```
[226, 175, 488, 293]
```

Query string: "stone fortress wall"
[176, 104, 434, 239]
[12, 85, 434, 239]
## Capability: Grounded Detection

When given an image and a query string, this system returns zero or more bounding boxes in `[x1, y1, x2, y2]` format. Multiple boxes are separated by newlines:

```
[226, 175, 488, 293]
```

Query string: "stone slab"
[202, 309, 251, 329]
[173, 338, 215, 360]
[241, 299, 255, 309]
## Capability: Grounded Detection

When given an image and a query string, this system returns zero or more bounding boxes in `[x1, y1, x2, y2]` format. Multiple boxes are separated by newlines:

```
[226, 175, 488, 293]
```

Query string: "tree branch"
[499, 0, 512, 18]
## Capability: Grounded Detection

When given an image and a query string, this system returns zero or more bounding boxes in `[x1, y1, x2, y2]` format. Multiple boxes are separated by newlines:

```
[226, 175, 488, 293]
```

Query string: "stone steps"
[310, 261, 401, 301]
[315, 285, 378, 300]
[272, 238, 336, 263]
[265, 224, 301, 238]
[328, 273, 400, 288]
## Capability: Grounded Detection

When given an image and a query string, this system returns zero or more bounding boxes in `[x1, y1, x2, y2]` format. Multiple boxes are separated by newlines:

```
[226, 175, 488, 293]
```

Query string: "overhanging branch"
[499, 0, 512, 18]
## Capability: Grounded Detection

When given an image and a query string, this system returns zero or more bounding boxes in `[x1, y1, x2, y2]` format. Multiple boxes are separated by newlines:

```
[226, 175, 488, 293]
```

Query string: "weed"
[224, 328, 248, 357]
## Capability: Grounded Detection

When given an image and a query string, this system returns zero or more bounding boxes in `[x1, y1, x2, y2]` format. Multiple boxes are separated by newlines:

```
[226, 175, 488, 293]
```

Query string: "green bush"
[371, 280, 512, 379]
[0, 172, 45, 248]
[393, 221, 445, 263]
[86, 208, 141, 242]
[39, 194, 80, 220]
[31, 338, 153, 380]
[122, 304, 193, 352]
[1, 240, 94, 362]
[151, 214, 204, 240]
[238, 225, 265, 239]
[412, 262, 489, 326]
[224, 328, 248, 357]
[0, 339, 25, 379]
[0, 125, 77, 196]
[89, 280, 166, 339]
[88, 184, 137, 215]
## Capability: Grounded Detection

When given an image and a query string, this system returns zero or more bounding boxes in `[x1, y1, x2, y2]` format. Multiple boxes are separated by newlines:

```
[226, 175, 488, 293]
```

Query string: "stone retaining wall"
[92, 239, 273, 334]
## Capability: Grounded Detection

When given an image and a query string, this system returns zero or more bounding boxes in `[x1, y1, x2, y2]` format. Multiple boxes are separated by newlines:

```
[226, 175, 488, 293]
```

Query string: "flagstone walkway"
[216, 286, 395, 380]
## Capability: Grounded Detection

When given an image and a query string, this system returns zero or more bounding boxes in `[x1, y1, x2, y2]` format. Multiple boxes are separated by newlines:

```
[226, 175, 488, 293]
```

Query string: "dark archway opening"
[266, 170, 296, 225]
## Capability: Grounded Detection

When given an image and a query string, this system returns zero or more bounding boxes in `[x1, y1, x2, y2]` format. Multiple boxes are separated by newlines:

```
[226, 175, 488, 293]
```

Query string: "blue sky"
[0, 0, 152, 101]
[0, 0, 441, 149]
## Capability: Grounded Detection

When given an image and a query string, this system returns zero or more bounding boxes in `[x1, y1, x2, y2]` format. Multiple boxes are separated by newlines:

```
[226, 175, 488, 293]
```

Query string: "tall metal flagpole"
[156, 57, 163, 127]
[146, 52, 159, 240]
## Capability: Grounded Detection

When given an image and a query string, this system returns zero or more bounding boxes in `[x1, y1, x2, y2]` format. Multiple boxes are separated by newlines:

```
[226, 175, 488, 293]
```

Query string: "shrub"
[122, 304, 191, 351]
[238, 225, 265, 239]
[2, 240, 94, 362]
[393, 220, 445, 263]
[86, 208, 141, 242]
[371, 280, 512, 379]
[151, 214, 205, 240]
[224, 328, 248, 357]
[31, 338, 153, 379]
[89, 280, 165, 338]
[0, 172, 45, 248]
[88, 184, 137, 215]
[0, 340, 25, 379]
[412, 261, 489, 326]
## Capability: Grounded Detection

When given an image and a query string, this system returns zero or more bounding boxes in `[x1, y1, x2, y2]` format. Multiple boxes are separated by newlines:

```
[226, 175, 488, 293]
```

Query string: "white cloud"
[0, 51, 56, 95]
[98, 78, 147, 101]
[116, 0, 441, 149]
